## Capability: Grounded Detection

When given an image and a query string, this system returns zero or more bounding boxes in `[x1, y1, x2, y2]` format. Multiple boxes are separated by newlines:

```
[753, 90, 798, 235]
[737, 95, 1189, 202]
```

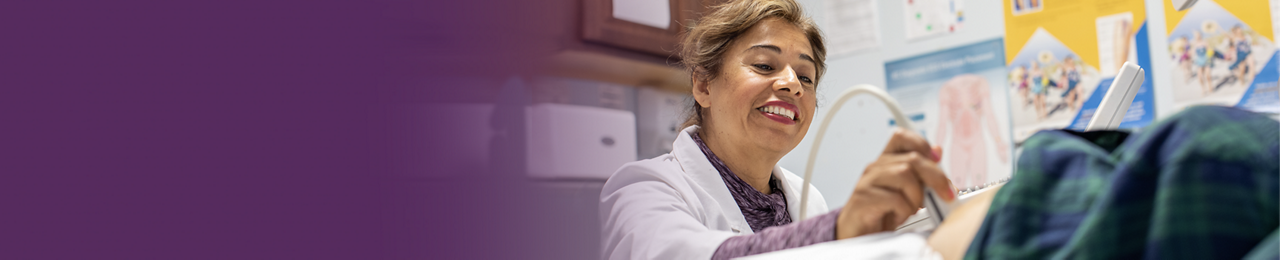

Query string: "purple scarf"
[690, 131, 792, 232]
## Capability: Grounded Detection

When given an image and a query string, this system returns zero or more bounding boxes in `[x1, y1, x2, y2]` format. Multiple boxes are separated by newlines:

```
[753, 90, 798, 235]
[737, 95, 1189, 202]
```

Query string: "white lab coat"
[599, 125, 829, 260]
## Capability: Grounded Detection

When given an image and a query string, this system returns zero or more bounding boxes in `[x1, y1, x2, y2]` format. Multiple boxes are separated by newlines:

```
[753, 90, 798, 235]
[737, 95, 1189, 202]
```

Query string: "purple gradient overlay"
[3, 0, 589, 259]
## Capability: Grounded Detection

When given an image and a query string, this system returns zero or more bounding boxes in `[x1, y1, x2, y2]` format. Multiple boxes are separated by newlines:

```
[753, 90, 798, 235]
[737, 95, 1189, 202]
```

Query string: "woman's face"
[693, 17, 818, 156]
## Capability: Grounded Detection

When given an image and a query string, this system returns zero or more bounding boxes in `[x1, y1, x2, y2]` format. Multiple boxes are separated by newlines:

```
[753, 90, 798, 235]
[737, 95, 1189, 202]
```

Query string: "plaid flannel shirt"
[965, 106, 1279, 259]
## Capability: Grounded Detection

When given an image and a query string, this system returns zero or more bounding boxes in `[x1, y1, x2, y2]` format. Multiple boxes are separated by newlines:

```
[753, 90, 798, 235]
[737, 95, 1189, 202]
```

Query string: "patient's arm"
[926, 185, 1001, 260]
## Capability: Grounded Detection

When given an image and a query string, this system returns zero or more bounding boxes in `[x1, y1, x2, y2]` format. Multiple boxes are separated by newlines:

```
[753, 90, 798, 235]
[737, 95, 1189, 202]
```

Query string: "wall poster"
[903, 0, 964, 40]
[884, 38, 1013, 189]
[1003, 0, 1157, 142]
[826, 0, 881, 56]
[1164, 0, 1279, 113]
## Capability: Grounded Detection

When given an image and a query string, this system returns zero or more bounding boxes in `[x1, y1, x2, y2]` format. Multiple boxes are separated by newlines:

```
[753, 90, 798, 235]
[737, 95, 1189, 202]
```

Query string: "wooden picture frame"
[582, 0, 713, 57]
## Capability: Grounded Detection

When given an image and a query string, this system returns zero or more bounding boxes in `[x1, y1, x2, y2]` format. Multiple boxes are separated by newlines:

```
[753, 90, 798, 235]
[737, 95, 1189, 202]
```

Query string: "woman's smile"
[755, 100, 798, 125]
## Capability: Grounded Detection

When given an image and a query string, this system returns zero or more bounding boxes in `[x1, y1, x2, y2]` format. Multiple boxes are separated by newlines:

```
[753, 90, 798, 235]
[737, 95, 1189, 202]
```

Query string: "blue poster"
[884, 38, 1012, 190]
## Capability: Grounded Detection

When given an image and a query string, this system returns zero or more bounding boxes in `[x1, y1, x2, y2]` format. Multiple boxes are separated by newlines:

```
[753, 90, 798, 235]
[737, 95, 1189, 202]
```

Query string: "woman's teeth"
[758, 106, 795, 120]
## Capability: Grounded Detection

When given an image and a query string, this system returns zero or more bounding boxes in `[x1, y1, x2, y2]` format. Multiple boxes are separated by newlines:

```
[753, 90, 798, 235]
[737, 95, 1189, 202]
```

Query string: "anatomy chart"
[884, 39, 1013, 190]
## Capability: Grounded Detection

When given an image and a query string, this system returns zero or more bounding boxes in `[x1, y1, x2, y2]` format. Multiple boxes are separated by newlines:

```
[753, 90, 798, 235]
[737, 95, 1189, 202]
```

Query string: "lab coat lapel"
[772, 165, 808, 221]
[671, 126, 753, 234]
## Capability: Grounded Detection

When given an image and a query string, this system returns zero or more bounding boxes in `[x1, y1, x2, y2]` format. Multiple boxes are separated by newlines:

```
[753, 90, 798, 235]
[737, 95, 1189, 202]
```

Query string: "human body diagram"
[935, 75, 1010, 189]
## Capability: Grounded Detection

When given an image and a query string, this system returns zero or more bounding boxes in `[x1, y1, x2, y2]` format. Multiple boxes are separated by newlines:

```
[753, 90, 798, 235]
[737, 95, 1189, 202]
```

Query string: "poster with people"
[884, 38, 1013, 190]
[1164, 0, 1279, 113]
[1010, 0, 1042, 16]
[1003, 0, 1156, 142]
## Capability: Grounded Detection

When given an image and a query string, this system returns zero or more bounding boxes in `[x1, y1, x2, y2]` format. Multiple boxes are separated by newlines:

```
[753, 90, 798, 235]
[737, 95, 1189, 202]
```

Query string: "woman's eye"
[753, 64, 774, 71]
[799, 76, 813, 84]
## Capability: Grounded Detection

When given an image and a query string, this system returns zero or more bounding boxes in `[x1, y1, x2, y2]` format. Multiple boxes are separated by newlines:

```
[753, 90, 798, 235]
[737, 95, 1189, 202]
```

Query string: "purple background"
[2, 0, 586, 259]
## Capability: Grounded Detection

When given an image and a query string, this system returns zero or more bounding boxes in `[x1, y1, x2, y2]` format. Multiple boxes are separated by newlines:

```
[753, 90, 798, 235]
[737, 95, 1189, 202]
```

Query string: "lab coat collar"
[672, 125, 753, 234]
[672, 126, 817, 233]
[772, 164, 807, 221]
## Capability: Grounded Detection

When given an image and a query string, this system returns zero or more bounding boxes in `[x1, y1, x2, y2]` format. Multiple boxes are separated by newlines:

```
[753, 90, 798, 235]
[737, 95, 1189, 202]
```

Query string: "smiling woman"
[690, 16, 821, 193]
[678, 0, 825, 131]
[599, 0, 957, 259]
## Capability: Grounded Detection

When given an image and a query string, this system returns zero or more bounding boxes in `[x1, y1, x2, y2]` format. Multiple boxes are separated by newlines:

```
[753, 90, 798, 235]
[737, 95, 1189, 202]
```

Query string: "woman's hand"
[835, 128, 956, 239]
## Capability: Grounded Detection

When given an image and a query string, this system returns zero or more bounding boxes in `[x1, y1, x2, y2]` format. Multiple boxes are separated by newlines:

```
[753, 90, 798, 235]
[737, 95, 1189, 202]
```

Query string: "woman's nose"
[775, 66, 802, 96]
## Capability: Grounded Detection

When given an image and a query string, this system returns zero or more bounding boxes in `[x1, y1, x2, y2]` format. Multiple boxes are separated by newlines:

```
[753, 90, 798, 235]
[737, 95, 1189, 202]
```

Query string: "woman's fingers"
[838, 129, 958, 240]
[863, 153, 925, 209]
[882, 187, 918, 231]
[842, 186, 918, 237]
[877, 129, 956, 202]
[884, 128, 933, 158]
[908, 154, 956, 202]
[864, 151, 955, 207]
[867, 186, 917, 232]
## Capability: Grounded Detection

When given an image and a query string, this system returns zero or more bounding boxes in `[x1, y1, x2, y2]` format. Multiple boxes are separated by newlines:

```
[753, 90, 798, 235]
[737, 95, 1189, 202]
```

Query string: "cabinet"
[548, 0, 727, 93]
[581, 0, 726, 57]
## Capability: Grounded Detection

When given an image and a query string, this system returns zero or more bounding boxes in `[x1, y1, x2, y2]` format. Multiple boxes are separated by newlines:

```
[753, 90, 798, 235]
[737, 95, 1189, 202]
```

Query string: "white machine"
[1085, 62, 1145, 131]
[800, 62, 1146, 231]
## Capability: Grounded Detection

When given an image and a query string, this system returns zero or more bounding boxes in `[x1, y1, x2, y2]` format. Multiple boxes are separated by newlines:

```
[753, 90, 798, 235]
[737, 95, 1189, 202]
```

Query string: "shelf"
[543, 50, 692, 94]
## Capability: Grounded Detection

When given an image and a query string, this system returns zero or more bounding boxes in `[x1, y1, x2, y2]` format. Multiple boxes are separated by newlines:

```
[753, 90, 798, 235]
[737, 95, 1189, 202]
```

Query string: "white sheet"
[734, 231, 942, 260]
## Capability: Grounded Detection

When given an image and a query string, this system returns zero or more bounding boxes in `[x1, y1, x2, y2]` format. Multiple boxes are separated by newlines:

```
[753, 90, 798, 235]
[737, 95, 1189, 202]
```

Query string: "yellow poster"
[1003, 0, 1155, 142]
[1163, 0, 1279, 113]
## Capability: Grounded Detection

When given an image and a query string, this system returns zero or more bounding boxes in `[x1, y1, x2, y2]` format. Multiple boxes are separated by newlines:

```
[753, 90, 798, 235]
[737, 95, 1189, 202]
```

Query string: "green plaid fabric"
[965, 106, 1279, 259]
